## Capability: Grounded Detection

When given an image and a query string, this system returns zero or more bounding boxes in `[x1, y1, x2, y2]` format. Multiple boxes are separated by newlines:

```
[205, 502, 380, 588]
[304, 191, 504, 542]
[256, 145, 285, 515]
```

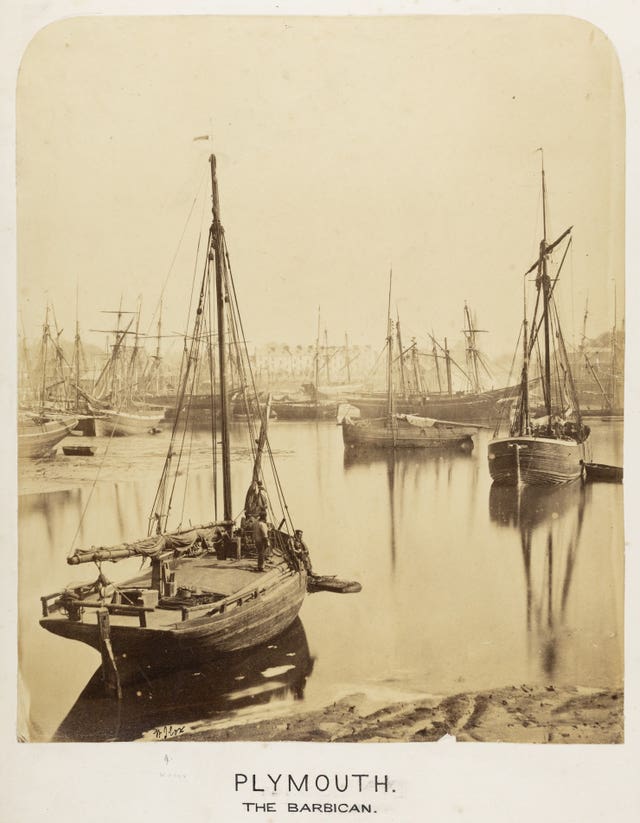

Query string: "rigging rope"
[223, 237, 295, 534]
[66, 393, 128, 558]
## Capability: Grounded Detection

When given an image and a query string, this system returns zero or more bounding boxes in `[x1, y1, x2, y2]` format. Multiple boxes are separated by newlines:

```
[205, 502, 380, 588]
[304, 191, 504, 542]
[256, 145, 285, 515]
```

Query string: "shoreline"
[172, 685, 623, 744]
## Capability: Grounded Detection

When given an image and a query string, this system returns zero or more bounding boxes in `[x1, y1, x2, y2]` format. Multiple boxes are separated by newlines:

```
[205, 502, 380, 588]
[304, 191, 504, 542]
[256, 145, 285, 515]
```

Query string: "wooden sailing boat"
[342, 274, 479, 451]
[574, 297, 624, 419]
[40, 155, 357, 696]
[18, 414, 78, 458]
[18, 306, 78, 458]
[347, 305, 515, 425]
[488, 154, 591, 486]
[53, 617, 313, 742]
[89, 303, 165, 436]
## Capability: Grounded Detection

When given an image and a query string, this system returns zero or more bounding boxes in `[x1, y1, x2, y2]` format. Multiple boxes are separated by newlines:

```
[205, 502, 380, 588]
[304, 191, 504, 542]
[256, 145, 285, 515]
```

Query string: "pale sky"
[17, 15, 624, 363]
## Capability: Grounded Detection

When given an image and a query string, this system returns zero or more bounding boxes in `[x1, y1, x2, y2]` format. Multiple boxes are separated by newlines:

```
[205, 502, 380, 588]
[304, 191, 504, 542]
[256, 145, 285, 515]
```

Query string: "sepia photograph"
[5, 4, 638, 820]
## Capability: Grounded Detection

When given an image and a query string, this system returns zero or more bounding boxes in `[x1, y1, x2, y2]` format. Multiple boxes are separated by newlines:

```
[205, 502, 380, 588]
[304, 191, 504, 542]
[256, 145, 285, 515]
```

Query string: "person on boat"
[292, 529, 313, 574]
[253, 512, 270, 572]
[244, 480, 268, 520]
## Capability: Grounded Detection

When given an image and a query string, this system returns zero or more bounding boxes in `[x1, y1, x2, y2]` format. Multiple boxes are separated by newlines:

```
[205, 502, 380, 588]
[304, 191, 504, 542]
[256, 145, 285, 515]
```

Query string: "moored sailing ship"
[342, 274, 479, 451]
[88, 306, 165, 436]
[40, 154, 359, 696]
[347, 304, 515, 425]
[488, 154, 591, 486]
[18, 413, 78, 459]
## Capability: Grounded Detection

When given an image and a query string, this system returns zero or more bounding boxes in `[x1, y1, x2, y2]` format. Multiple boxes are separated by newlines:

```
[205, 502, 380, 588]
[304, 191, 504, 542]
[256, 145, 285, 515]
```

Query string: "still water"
[18, 420, 623, 742]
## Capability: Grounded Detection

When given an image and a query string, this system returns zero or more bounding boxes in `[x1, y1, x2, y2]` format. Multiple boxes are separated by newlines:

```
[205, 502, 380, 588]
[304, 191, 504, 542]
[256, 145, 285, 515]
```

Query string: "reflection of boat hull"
[53, 617, 313, 742]
[342, 417, 475, 450]
[488, 436, 587, 486]
[94, 409, 164, 437]
[41, 557, 307, 685]
[347, 386, 514, 424]
[489, 479, 586, 527]
[18, 415, 78, 459]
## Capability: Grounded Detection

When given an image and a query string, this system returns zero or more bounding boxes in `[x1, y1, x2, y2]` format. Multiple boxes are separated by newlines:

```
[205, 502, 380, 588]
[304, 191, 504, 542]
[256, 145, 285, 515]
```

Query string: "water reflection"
[19, 421, 623, 738]
[343, 449, 475, 572]
[489, 481, 589, 679]
[54, 618, 313, 742]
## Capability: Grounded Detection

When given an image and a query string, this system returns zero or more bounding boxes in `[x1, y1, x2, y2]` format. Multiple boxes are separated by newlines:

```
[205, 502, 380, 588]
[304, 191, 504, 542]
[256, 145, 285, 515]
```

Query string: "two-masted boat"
[488, 156, 591, 486]
[342, 275, 479, 451]
[40, 155, 357, 696]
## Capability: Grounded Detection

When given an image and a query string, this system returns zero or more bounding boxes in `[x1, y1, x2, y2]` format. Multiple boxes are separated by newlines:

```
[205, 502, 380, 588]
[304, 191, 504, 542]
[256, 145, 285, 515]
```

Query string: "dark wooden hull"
[41, 564, 307, 683]
[342, 417, 476, 450]
[488, 435, 588, 486]
[53, 617, 313, 742]
[347, 386, 514, 424]
[270, 400, 336, 420]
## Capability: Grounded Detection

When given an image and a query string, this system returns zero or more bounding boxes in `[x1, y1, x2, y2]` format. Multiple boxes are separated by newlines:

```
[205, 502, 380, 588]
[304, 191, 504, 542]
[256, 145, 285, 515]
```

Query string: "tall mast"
[444, 337, 452, 396]
[314, 306, 321, 408]
[432, 330, 442, 393]
[386, 269, 394, 422]
[579, 297, 589, 385]
[520, 277, 530, 435]
[210, 154, 232, 525]
[156, 300, 163, 394]
[39, 305, 50, 411]
[539, 150, 553, 429]
[396, 309, 407, 398]
[19, 314, 34, 405]
[411, 339, 423, 394]
[324, 327, 331, 384]
[463, 302, 482, 393]
[74, 287, 81, 411]
[344, 332, 351, 383]
[127, 299, 142, 405]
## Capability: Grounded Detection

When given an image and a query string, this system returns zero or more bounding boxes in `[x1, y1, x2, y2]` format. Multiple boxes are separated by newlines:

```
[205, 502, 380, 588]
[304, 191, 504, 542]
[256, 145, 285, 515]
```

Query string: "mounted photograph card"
[4, 4, 638, 822]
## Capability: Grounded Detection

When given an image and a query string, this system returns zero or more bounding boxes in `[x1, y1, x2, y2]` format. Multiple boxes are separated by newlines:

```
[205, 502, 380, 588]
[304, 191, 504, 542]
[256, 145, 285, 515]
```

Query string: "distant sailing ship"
[347, 304, 514, 425]
[573, 298, 624, 418]
[18, 306, 78, 457]
[342, 274, 479, 451]
[88, 305, 165, 436]
[488, 154, 591, 486]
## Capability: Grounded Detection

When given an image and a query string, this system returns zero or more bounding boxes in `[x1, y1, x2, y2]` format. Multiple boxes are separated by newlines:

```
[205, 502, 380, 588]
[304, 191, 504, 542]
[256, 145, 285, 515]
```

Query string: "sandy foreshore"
[175, 685, 623, 744]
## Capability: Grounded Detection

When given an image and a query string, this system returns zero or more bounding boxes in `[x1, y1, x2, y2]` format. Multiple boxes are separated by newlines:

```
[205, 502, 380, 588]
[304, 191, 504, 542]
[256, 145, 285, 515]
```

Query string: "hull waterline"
[94, 409, 164, 437]
[342, 416, 476, 451]
[488, 435, 589, 486]
[18, 415, 79, 459]
[41, 558, 307, 684]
